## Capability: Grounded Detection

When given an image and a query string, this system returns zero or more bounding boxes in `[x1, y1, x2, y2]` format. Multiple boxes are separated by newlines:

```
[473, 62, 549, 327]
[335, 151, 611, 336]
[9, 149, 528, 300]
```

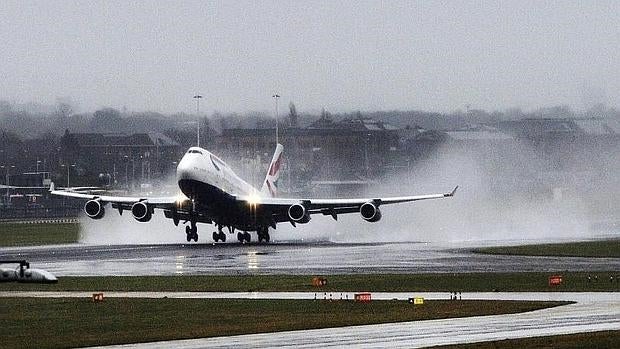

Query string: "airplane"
[51, 144, 457, 243]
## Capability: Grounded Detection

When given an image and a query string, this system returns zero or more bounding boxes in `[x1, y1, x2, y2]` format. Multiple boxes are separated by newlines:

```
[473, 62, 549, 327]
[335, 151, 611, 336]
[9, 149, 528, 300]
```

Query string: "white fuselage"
[176, 147, 256, 197]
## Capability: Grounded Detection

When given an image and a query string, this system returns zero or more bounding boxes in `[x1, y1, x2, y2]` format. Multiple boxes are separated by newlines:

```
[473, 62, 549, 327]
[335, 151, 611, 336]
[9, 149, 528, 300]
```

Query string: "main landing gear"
[208, 225, 271, 244]
[237, 231, 251, 243]
[257, 227, 270, 243]
[212, 225, 226, 242]
[185, 223, 198, 242]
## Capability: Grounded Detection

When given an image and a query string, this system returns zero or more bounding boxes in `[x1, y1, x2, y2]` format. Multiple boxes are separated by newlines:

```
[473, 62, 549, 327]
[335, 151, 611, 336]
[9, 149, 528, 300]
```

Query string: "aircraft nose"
[176, 156, 195, 182]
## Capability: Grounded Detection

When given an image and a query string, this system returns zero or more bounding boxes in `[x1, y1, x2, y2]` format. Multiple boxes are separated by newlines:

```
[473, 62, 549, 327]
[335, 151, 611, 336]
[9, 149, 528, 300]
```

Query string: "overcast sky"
[1, 1, 619, 114]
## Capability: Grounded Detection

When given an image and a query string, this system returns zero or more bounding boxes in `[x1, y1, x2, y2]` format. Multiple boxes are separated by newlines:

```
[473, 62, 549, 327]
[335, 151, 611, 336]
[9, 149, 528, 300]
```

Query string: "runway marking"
[0, 218, 79, 224]
[0, 291, 618, 302]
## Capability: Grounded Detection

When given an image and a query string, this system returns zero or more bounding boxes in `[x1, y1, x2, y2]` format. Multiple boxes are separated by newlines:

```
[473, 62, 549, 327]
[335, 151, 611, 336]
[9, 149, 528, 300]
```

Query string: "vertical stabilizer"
[261, 143, 284, 197]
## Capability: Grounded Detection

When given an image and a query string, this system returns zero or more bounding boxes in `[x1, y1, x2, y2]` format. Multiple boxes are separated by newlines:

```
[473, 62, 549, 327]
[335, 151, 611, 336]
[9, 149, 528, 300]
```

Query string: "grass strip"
[0, 223, 79, 246]
[431, 330, 620, 349]
[0, 297, 568, 349]
[1, 272, 619, 292]
[474, 239, 620, 258]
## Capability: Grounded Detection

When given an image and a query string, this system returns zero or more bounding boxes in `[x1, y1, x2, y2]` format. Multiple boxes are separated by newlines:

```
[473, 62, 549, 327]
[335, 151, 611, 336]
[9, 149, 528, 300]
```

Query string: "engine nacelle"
[84, 199, 105, 219]
[360, 202, 382, 222]
[131, 201, 152, 222]
[288, 203, 311, 223]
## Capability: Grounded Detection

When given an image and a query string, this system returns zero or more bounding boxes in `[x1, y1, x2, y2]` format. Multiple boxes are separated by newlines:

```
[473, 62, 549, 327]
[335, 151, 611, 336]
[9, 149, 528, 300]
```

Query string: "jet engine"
[131, 201, 152, 222]
[288, 203, 311, 223]
[84, 199, 105, 219]
[360, 202, 382, 222]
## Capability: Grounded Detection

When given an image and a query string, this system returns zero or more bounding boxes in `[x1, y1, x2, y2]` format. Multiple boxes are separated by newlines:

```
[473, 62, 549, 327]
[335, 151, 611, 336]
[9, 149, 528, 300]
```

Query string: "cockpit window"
[188, 150, 203, 154]
[210, 154, 224, 171]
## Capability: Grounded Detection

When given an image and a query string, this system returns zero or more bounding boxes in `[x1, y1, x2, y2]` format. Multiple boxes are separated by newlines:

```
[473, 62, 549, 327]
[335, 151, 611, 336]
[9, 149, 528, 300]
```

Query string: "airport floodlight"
[193, 94, 203, 147]
[272, 94, 281, 144]
[61, 164, 76, 188]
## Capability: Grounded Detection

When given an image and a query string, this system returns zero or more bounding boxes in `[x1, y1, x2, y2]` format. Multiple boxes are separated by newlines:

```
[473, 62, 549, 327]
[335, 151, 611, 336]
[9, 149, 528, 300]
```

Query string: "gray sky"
[1, 1, 619, 114]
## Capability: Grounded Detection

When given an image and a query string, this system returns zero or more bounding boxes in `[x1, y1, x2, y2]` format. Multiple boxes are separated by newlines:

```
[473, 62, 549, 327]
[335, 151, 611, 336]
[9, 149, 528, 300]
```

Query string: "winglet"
[445, 186, 458, 197]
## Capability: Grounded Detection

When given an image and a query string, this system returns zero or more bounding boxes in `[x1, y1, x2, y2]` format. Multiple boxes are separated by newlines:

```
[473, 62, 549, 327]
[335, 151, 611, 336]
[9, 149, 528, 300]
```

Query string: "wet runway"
[1, 240, 619, 276]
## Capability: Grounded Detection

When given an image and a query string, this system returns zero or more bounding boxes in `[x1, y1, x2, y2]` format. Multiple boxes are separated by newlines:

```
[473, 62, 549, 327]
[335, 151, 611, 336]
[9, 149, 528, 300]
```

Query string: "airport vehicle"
[0, 260, 58, 283]
[51, 144, 457, 243]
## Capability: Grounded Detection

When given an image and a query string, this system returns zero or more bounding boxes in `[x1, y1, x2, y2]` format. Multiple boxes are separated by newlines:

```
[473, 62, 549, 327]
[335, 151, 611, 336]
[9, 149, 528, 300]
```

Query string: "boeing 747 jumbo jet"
[51, 144, 457, 243]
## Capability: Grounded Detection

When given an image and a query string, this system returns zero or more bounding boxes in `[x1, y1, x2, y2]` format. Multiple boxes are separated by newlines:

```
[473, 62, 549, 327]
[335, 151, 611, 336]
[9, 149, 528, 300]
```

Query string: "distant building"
[60, 131, 182, 187]
[219, 116, 400, 189]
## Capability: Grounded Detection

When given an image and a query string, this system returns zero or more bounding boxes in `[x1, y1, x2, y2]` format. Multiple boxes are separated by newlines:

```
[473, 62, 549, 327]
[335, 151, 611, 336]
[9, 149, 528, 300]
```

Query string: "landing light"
[247, 192, 262, 206]
[175, 192, 189, 207]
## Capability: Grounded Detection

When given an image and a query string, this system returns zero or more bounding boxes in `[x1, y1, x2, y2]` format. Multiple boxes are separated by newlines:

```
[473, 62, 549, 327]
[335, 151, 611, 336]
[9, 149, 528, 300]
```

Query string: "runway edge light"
[408, 297, 424, 305]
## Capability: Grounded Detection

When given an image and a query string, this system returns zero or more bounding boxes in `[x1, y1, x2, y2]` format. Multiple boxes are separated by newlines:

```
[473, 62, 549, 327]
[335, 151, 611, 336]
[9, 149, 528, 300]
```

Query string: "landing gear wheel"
[257, 228, 270, 243]
[190, 226, 198, 242]
[219, 232, 226, 242]
[212, 231, 219, 242]
[186, 226, 192, 242]
[237, 232, 250, 243]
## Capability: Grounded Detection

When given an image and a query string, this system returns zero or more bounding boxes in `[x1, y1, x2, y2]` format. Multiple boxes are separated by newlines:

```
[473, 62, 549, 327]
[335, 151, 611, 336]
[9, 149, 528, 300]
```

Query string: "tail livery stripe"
[269, 154, 282, 176]
[261, 143, 284, 198]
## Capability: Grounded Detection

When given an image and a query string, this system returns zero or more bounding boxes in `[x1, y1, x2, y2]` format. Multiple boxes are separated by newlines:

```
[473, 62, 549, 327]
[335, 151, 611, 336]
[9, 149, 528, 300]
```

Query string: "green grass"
[0, 297, 568, 349]
[474, 239, 620, 258]
[1, 272, 619, 292]
[0, 223, 79, 246]
[432, 330, 620, 349]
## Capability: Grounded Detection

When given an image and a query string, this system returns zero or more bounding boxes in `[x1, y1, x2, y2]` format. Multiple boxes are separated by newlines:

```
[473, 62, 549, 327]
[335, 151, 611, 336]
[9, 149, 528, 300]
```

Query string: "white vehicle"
[0, 261, 57, 283]
[51, 144, 457, 243]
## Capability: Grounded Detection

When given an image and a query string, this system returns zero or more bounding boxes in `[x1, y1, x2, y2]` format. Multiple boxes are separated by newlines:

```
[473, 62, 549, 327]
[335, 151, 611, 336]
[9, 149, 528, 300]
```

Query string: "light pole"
[1, 165, 15, 204]
[61, 164, 76, 188]
[272, 94, 280, 144]
[364, 133, 371, 178]
[131, 157, 135, 190]
[193, 94, 203, 147]
[36, 160, 42, 187]
[124, 155, 129, 189]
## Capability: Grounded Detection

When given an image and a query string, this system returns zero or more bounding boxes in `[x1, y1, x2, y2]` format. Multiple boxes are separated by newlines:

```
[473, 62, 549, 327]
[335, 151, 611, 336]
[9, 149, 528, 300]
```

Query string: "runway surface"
[3, 291, 612, 349]
[1, 241, 619, 276]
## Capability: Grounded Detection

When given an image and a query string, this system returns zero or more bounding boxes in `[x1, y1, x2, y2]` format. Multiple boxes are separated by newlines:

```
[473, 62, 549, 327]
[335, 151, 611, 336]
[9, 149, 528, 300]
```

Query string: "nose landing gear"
[185, 198, 199, 242]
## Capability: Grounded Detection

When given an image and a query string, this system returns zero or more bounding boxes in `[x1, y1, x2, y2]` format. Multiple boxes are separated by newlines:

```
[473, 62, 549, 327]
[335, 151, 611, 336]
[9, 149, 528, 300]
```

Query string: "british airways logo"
[269, 154, 282, 176]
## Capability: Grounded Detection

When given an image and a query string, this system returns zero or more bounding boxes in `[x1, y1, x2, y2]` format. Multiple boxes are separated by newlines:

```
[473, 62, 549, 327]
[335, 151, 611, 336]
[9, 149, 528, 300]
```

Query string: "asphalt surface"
[1, 241, 619, 276]
[3, 291, 614, 349]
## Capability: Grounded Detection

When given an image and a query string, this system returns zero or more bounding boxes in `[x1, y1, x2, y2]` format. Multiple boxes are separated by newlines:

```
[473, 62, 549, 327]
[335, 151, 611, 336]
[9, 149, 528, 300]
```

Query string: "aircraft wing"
[50, 185, 214, 226]
[50, 188, 179, 207]
[51, 192, 180, 206]
[237, 186, 458, 224]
